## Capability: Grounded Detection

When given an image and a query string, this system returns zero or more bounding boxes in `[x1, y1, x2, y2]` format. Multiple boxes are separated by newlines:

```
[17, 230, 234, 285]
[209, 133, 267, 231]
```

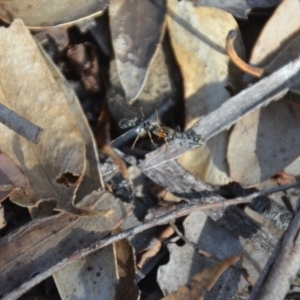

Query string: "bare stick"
[170, 221, 255, 287]
[249, 199, 300, 300]
[143, 57, 300, 168]
[3, 183, 296, 300]
[0, 103, 43, 144]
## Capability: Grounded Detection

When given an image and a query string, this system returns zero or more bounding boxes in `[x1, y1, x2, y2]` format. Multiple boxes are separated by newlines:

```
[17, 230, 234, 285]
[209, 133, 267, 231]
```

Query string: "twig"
[143, 56, 300, 168]
[169, 221, 255, 287]
[0, 102, 43, 144]
[3, 183, 296, 300]
[249, 199, 300, 300]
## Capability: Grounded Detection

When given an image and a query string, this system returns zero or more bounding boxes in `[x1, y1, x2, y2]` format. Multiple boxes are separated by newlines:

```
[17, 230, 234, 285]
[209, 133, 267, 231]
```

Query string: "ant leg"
[164, 139, 169, 153]
[147, 131, 156, 146]
[131, 134, 140, 150]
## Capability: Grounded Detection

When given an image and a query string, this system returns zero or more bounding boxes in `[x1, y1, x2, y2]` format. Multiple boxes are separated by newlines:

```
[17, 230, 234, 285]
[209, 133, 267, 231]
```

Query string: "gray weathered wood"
[140, 159, 278, 253]
[249, 200, 300, 300]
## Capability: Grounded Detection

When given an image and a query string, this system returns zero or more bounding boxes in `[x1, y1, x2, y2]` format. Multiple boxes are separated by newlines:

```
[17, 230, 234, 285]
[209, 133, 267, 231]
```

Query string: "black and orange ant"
[118, 109, 162, 149]
[151, 124, 205, 147]
[118, 105, 205, 150]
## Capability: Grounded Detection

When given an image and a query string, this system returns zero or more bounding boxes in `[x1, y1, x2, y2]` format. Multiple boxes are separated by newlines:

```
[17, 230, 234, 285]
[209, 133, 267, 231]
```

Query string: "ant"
[152, 124, 205, 147]
[118, 105, 205, 150]
[118, 109, 161, 149]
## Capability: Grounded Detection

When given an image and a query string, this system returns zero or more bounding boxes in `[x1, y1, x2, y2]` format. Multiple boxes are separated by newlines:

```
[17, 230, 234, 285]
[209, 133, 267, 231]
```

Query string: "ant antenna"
[155, 109, 161, 124]
[140, 107, 145, 119]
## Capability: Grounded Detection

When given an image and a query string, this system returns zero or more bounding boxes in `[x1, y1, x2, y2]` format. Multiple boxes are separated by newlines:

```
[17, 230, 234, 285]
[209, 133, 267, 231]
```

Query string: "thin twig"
[169, 221, 255, 287]
[0, 103, 43, 144]
[3, 183, 296, 300]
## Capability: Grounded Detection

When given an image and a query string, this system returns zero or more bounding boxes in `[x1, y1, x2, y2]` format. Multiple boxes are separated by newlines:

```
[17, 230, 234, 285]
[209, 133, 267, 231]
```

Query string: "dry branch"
[249, 199, 300, 300]
[3, 183, 296, 300]
[143, 57, 300, 168]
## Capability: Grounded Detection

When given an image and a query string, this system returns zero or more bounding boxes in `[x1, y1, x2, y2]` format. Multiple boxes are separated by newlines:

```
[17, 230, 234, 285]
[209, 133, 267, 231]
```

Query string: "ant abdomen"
[119, 117, 139, 129]
[119, 119, 130, 129]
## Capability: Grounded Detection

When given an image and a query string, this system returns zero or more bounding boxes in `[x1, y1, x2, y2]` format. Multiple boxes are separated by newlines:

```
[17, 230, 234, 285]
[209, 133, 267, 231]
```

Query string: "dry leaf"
[194, 0, 281, 19]
[0, 0, 108, 28]
[0, 150, 29, 202]
[158, 211, 244, 299]
[114, 226, 140, 300]
[0, 20, 105, 215]
[54, 246, 119, 299]
[109, 0, 166, 101]
[137, 225, 174, 269]
[247, 0, 300, 68]
[163, 256, 240, 300]
[107, 42, 180, 128]
[0, 190, 133, 298]
[167, 1, 245, 185]
[228, 100, 300, 187]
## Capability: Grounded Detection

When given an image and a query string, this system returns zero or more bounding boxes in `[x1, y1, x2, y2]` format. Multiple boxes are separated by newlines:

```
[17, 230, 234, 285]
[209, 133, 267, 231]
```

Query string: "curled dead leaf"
[162, 256, 240, 300]
[137, 226, 174, 269]
[0, 0, 108, 28]
[110, 0, 166, 101]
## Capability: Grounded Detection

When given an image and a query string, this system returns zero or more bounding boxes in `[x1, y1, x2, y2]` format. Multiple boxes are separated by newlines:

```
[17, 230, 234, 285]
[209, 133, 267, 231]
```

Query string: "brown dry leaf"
[0, 0, 108, 29]
[167, 1, 245, 186]
[228, 100, 300, 187]
[248, 0, 300, 68]
[0, 190, 133, 298]
[0, 204, 5, 229]
[114, 226, 140, 300]
[107, 41, 180, 129]
[109, 0, 166, 102]
[194, 0, 281, 19]
[158, 211, 245, 299]
[54, 246, 119, 299]
[0, 19, 104, 215]
[137, 225, 174, 269]
[0, 150, 29, 202]
[228, 0, 300, 187]
[163, 256, 240, 300]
